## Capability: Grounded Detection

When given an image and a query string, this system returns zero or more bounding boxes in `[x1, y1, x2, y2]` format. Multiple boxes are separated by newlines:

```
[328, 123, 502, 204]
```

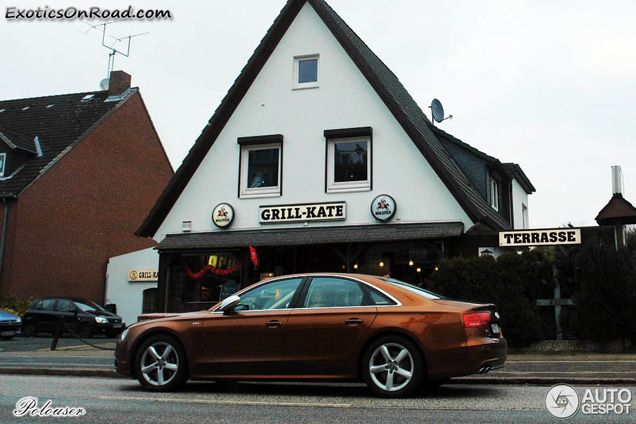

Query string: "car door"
[54, 299, 78, 334]
[195, 277, 304, 377]
[33, 299, 57, 333]
[285, 276, 377, 376]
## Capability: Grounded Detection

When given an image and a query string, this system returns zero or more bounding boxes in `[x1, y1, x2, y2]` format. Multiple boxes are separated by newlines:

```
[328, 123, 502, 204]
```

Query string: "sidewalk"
[1, 337, 635, 385]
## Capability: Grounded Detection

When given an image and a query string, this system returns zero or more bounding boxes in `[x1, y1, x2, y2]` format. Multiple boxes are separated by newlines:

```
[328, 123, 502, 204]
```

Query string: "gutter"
[0, 197, 9, 281]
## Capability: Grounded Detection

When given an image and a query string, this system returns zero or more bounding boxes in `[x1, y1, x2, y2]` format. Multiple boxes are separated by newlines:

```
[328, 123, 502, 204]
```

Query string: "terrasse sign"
[499, 228, 581, 247]
[260, 202, 346, 224]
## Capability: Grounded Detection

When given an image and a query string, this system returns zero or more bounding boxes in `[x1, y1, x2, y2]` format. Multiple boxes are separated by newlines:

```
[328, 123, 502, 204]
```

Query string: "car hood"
[85, 310, 121, 319]
[0, 310, 19, 320]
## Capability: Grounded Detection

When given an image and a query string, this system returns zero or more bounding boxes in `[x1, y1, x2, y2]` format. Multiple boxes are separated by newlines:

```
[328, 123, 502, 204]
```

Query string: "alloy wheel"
[140, 341, 180, 387]
[368, 342, 415, 392]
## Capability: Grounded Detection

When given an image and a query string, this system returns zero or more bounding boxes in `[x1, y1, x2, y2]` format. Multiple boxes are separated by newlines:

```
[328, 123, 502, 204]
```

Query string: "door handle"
[345, 318, 363, 326]
[266, 320, 283, 328]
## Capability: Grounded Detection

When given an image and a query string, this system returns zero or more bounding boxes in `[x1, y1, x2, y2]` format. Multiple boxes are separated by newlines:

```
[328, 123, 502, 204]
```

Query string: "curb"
[453, 377, 636, 385]
[0, 368, 127, 379]
[0, 368, 634, 385]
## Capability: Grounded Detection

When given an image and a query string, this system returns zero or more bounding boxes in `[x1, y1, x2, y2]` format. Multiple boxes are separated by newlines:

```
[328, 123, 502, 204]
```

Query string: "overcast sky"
[2, 0, 635, 229]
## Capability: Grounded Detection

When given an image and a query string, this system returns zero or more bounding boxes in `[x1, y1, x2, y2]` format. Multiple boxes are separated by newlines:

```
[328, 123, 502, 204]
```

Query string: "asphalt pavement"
[1, 335, 635, 385]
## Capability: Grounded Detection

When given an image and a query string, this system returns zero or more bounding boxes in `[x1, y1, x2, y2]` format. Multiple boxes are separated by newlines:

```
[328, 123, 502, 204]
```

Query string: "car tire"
[22, 322, 37, 337]
[135, 334, 188, 392]
[77, 323, 93, 339]
[361, 335, 424, 398]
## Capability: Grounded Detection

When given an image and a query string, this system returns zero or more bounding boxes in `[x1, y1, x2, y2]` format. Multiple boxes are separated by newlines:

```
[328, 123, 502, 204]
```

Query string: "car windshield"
[73, 300, 107, 313]
[378, 277, 445, 300]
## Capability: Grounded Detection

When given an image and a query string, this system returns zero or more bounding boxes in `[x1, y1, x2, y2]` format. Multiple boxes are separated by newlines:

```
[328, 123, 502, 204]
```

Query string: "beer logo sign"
[212, 203, 234, 228]
[371, 194, 396, 222]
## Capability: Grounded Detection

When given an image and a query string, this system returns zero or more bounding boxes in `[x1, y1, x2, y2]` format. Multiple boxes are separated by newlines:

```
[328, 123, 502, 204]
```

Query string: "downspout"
[0, 198, 9, 281]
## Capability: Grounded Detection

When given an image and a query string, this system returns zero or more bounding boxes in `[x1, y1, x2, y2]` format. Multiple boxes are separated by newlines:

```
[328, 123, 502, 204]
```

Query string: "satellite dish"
[431, 99, 444, 123]
[99, 78, 110, 91]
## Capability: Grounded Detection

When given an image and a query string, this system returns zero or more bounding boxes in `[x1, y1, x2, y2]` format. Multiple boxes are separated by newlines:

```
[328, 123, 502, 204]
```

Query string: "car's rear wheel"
[22, 322, 37, 337]
[362, 335, 423, 398]
[135, 335, 188, 392]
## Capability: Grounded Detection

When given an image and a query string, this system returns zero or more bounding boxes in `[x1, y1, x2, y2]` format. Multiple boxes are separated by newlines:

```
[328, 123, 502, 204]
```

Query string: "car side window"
[36, 299, 55, 311]
[56, 299, 74, 312]
[366, 286, 397, 306]
[303, 277, 364, 308]
[237, 278, 303, 311]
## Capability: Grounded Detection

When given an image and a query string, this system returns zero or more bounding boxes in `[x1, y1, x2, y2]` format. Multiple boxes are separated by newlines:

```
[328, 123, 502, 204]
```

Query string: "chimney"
[611, 165, 624, 195]
[107, 70, 131, 97]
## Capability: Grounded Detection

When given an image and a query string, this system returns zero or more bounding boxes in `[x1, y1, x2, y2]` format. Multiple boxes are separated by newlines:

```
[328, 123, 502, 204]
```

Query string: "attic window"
[489, 175, 500, 211]
[0, 153, 6, 178]
[0, 109, 5, 114]
[46, 104, 55, 109]
[81, 94, 95, 101]
[22, 107, 30, 111]
[293, 55, 319, 89]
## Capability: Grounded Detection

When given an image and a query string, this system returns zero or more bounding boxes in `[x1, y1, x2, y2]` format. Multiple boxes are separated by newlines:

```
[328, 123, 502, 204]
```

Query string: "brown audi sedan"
[115, 273, 506, 397]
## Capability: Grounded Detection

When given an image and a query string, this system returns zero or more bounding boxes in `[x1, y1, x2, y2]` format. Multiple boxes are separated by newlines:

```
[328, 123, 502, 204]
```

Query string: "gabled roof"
[0, 88, 136, 197]
[502, 163, 536, 194]
[136, 0, 513, 237]
[595, 193, 636, 225]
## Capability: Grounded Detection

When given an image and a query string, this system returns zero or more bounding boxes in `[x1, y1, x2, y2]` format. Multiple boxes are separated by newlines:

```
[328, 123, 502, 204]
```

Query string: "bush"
[428, 249, 553, 347]
[0, 295, 32, 317]
[567, 244, 636, 343]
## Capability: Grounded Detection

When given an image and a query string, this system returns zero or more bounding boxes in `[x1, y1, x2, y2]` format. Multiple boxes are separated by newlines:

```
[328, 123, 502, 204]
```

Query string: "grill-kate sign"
[260, 202, 346, 224]
[499, 228, 581, 247]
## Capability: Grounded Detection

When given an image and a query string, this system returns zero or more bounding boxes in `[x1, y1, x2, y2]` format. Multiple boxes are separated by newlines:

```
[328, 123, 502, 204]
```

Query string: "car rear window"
[378, 278, 444, 300]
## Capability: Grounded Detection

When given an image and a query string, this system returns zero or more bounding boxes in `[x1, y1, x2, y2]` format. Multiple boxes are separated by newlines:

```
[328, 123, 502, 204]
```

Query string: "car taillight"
[463, 312, 490, 328]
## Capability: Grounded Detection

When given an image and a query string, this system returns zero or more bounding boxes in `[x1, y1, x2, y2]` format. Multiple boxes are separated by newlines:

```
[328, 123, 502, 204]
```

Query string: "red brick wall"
[0, 92, 173, 304]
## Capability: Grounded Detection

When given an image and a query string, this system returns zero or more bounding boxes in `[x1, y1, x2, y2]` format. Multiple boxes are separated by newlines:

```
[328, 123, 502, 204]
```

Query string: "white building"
[134, 0, 534, 315]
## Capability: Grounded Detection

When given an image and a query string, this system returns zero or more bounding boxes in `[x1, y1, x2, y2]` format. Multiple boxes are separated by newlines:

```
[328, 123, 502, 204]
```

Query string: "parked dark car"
[0, 310, 22, 340]
[116, 273, 506, 397]
[22, 297, 125, 339]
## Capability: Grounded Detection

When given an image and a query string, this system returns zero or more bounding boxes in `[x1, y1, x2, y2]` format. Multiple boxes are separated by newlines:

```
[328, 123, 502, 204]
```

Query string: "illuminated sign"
[128, 270, 158, 282]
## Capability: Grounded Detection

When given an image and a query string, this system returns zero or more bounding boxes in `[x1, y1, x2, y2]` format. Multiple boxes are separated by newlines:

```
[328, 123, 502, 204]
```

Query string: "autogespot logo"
[546, 384, 580, 419]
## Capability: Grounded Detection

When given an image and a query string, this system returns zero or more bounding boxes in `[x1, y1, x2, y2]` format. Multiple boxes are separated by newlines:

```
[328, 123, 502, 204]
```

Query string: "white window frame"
[0, 153, 5, 177]
[490, 177, 499, 211]
[293, 54, 319, 89]
[522, 203, 529, 229]
[326, 136, 371, 193]
[240, 143, 282, 199]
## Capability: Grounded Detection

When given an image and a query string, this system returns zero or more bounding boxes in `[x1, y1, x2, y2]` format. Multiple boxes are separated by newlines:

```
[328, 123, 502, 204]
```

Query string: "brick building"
[0, 71, 173, 303]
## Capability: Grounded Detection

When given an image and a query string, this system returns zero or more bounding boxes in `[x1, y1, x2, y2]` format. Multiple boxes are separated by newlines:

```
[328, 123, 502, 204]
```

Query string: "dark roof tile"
[0, 89, 135, 197]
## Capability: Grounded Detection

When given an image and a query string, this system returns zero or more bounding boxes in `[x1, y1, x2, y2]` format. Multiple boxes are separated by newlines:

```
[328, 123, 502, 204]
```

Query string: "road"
[0, 376, 634, 423]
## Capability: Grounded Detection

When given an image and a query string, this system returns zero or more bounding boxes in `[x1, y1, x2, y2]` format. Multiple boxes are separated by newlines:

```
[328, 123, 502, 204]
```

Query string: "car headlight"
[15, 317, 21, 324]
[120, 328, 130, 342]
[95, 317, 108, 324]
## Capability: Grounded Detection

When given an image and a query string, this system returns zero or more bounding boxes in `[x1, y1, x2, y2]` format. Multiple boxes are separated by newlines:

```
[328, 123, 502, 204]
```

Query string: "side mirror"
[219, 295, 241, 314]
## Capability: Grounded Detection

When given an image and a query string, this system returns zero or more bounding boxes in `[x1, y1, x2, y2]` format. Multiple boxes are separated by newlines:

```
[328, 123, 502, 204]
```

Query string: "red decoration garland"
[185, 261, 241, 279]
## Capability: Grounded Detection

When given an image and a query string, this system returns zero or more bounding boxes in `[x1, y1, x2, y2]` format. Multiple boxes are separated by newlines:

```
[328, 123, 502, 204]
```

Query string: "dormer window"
[489, 175, 500, 211]
[0, 153, 5, 177]
[293, 55, 319, 89]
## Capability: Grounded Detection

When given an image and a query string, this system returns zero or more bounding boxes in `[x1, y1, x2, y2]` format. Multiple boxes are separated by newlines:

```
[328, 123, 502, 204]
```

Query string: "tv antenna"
[85, 22, 148, 87]
[429, 98, 453, 126]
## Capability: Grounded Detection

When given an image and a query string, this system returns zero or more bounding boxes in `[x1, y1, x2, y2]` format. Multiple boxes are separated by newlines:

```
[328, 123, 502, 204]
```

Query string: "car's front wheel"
[362, 335, 423, 398]
[22, 322, 37, 337]
[135, 335, 188, 392]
